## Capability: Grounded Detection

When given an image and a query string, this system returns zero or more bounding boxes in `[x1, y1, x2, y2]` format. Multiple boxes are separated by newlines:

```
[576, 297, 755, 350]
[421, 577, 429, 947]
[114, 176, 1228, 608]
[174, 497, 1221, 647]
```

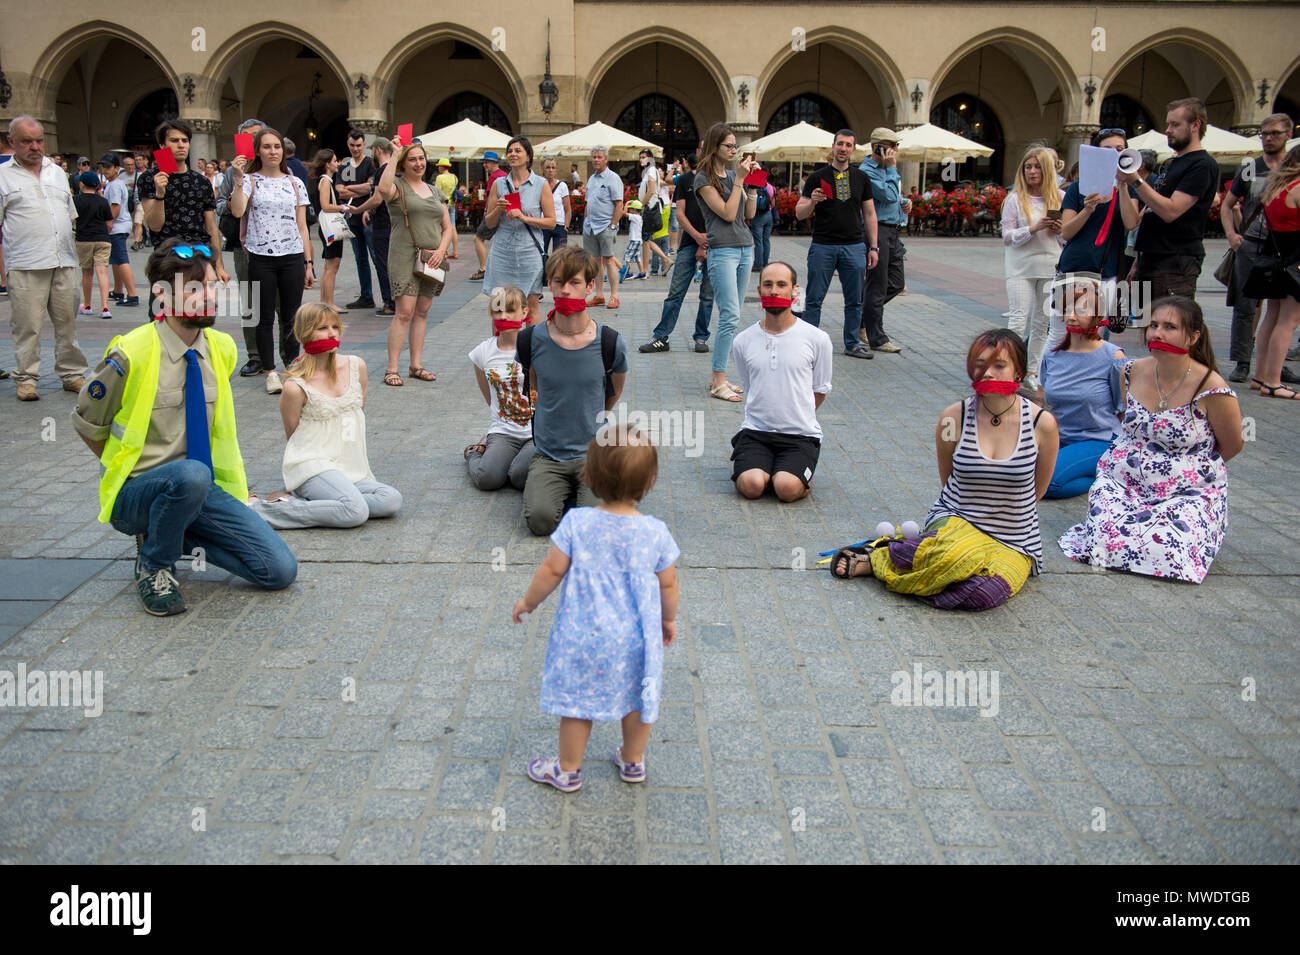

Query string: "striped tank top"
[926, 395, 1044, 573]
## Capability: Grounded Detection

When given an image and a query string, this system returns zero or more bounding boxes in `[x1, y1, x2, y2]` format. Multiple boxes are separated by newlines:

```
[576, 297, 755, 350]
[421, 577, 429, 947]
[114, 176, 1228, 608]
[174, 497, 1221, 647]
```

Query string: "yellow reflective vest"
[97, 322, 249, 523]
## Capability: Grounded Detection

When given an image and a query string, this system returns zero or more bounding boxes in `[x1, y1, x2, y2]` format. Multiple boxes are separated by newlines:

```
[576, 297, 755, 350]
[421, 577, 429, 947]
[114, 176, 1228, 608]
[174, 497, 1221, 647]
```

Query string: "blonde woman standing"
[1001, 146, 1064, 395]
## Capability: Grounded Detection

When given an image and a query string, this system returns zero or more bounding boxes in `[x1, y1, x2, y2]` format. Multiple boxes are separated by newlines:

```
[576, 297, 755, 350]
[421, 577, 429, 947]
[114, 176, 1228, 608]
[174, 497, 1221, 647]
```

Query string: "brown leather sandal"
[383, 371, 404, 386]
[408, 367, 436, 381]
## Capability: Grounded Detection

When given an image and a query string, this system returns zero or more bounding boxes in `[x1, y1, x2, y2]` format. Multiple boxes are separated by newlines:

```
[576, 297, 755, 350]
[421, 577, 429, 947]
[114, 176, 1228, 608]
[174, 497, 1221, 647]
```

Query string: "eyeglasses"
[1261, 130, 1289, 137]
[173, 245, 213, 260]
[721, 143, 739, 151]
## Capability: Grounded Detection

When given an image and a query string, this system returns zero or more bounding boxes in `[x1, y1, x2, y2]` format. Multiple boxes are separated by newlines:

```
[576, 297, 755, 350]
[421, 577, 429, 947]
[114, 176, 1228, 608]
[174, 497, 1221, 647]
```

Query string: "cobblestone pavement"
[0, 235, 1297, 864]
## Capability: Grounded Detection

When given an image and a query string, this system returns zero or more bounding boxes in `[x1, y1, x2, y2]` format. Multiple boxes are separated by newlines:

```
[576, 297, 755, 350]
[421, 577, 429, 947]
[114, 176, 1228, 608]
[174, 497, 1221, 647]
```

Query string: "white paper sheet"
[1078, 145, 1119, 198]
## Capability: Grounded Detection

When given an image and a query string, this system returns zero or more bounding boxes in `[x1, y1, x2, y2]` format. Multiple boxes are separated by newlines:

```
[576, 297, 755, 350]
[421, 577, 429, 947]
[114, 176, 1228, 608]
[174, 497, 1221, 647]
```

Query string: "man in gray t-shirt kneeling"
[516, 246, 629, 535]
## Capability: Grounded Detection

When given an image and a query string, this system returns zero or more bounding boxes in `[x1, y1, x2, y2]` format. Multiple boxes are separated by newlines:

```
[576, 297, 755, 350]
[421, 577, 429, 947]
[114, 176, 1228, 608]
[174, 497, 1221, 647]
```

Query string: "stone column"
[348, 116, 390, 143]
[189, 118, 222, 167]
[730, 76, 759, 147]
[1060, 124, 1099, 169]
[1231, 123, 1261, 139]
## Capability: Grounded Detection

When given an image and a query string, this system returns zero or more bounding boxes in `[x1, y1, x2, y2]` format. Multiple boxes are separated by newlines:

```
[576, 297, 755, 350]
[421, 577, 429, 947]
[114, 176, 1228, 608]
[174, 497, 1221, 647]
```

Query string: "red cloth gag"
[303, 338, 340, 354]
[972, 379, 1021, 396]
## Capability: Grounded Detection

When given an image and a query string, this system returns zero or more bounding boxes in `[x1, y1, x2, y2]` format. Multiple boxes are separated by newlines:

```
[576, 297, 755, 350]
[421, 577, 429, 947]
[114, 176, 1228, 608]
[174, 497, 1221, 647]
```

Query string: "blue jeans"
[706, 245, 754, 373]
[652, 244, 714, 342]
[110, 459, 297, 588]
[803, 242, 866, 350]
[1045, 440, 1110, 499]
[648, 236, 671, 275]
[350, 222, 375, 299]
[750, 211, 773, 270]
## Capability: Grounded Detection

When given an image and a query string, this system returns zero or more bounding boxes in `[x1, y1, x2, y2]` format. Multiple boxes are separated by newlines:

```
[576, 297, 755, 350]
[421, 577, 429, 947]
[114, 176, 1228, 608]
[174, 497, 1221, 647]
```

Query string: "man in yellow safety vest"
[72, 238, 297, 615]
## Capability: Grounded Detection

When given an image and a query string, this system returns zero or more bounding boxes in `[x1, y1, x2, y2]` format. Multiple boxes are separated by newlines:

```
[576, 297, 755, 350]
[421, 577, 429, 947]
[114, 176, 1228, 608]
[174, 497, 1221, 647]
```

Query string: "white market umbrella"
[411, 118, 510, 161]
[743, 122, 868, 163]
[895, 123, 994, 163]
[1128, 124, 1261, 165]
[535, 121, 661, 161]
[1286, 135, 1299, 152]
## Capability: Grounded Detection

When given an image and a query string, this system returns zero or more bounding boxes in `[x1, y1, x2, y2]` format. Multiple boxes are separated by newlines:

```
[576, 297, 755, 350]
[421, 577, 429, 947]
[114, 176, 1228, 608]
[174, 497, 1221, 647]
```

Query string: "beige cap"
[870, 126, 901, 145]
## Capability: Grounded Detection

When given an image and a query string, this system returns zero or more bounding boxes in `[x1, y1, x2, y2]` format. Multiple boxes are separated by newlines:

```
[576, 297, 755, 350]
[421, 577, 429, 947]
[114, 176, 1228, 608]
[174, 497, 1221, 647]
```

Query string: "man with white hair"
[581, 145, 625, 309]
[0, 115, 88, 400]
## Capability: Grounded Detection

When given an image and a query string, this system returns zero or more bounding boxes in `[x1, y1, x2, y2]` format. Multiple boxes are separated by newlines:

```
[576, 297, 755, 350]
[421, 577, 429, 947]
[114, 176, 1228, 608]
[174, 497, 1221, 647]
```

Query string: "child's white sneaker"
[613, 747, 646, 783]
[527, 757, 582, 792]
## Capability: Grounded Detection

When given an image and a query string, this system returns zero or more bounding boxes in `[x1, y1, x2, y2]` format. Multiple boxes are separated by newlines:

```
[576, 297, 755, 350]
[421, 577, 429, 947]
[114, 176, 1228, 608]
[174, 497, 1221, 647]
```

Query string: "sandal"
[464, 441, 487, 460]
[1251, 377, 1264, 391]
[709, 382, 743, 402]
[830, 546, 874, 580]
[1259, 382, 1300, 400]
[408, 367, 436, 381]
[383, 371, 404, 386]
[725, 380, 745, 395]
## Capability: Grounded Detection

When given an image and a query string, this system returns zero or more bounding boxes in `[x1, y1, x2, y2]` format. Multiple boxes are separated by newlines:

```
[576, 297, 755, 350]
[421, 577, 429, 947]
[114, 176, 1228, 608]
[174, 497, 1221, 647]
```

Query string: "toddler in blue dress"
[512, 425, 680, 792]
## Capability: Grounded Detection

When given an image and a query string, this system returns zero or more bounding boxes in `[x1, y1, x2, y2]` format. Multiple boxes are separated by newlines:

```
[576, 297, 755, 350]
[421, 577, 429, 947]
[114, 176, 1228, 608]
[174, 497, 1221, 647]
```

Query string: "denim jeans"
[350, 221, 375, 299]
[706, 245, 754, 373]
[1045, 440, 1110, 499]
[110, 459, 297, 588]
[248, 470, 402, 529]
[652, 243, 714, 342]
[750, 210, 774, 270]
[802, 242, 866, 350]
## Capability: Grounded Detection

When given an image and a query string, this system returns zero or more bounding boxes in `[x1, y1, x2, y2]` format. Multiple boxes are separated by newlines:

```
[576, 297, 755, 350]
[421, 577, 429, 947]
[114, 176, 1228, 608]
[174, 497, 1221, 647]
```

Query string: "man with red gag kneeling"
[730, 261, 833, 502]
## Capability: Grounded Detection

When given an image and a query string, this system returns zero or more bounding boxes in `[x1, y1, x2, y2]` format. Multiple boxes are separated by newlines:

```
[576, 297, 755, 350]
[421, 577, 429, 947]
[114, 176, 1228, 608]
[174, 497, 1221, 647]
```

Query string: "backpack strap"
[516, 324, 535, 391]
[600, 325, 618, 399]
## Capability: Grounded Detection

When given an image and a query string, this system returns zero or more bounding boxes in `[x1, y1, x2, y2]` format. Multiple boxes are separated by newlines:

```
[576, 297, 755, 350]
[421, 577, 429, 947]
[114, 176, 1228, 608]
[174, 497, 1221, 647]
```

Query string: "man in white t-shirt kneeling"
[730, 261, 833, 502]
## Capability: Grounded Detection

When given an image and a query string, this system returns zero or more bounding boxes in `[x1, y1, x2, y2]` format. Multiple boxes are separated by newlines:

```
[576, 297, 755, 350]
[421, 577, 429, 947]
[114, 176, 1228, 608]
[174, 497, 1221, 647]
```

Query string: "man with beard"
[1129, 98, 1219, 301]
[729, 261, 833, 502]
[1220, 113, 1295, 383]
[72, 238, 297, 616]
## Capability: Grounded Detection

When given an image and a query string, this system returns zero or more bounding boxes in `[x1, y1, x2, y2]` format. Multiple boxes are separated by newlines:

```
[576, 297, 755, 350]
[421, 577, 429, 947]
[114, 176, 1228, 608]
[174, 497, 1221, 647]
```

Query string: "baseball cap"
[627, 200, 643, 210]
[97, 152, 120, 167]
[77, 171, 100, 188]
[483, 151, 500, 162]
[869, 127, 901, 145]
[77, 156, 91, 166]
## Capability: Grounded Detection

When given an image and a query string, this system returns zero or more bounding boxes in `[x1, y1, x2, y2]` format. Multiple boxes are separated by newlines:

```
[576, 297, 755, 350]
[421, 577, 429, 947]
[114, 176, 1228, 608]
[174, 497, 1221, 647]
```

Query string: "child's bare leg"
[620, 711, 652, 763]
[559, 717, 592, 772]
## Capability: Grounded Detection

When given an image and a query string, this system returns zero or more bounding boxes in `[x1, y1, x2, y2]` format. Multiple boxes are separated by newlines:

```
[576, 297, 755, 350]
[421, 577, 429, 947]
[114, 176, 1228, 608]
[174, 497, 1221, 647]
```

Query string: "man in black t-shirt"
[640, 151, 715, 352]
[795, 129, 879, 358]
[353, 138, 396, 315]
[137, 118, 228, 283]
[336, 129, 376, 308]
[1219, 113, 1294, 382]
[1129, 98, 1218, 301]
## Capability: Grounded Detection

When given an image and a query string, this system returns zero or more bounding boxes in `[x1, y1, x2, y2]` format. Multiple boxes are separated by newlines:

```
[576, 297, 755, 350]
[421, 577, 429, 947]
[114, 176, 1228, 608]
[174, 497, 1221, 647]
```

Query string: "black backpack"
[516, 323, 620, 402]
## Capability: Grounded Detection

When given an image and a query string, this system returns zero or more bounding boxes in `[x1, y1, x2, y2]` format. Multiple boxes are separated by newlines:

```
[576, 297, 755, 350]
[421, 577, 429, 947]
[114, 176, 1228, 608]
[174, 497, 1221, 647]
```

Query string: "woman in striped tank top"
[832, 330, 1059, 610]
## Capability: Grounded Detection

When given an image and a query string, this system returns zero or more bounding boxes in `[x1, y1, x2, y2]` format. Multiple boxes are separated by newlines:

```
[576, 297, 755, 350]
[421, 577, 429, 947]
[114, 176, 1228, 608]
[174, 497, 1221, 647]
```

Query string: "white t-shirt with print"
[239, 173, 310, 256]
[468, 337, 534, 439]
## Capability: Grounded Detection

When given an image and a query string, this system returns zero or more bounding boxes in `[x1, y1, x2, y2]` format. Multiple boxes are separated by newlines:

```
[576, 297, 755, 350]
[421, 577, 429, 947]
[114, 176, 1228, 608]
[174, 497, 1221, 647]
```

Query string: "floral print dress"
[1058, 363, 1234, 583]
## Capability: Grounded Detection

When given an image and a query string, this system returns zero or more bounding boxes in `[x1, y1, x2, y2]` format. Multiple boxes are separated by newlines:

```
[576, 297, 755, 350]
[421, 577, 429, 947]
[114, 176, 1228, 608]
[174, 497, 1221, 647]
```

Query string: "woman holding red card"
[483, 136, 555, 324]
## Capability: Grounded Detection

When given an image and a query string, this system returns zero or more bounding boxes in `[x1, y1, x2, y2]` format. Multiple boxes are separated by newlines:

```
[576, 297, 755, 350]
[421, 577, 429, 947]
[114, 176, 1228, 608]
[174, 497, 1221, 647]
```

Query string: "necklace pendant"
[990, 414, 1001, 427]
[1157, 398, 1167, 411]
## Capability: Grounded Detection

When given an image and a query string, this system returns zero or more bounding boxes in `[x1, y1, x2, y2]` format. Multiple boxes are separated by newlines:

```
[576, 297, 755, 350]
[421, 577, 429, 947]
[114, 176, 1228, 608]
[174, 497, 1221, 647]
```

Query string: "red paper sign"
[504, 192, 522, 211]
[743, 169, 768, 188]
[820, 178, 834, 198]
[154, 147, 179, 175]
[234, 134, 254, 161]
[397, 124, 413, 147]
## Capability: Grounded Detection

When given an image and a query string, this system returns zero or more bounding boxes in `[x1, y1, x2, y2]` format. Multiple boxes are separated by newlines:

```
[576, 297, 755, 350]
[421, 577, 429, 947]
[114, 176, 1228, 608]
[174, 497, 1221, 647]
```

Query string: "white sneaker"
[1022, 373, 1041, 394]
[265, 371, 282, 394]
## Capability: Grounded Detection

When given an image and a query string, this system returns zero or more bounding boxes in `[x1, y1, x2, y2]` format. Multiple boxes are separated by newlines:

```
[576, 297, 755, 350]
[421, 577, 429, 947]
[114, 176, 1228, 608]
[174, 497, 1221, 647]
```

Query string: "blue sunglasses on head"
[173, 244, 213, 260]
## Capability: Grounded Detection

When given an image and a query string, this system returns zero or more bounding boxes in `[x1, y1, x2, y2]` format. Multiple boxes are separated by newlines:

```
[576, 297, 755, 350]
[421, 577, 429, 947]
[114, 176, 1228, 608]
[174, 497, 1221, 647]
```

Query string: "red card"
[743, 169, 768, 188]
[504, 192, 522, 211]
[154, 147, 179, 175]
[397, 124, 413, 147]
[820, 178, 834, 198]
[234, 134, 254, 161]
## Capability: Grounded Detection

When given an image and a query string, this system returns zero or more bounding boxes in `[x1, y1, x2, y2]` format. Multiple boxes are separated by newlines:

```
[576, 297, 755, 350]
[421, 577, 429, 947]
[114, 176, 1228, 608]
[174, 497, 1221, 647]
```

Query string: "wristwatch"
[869, 247, 879, 252]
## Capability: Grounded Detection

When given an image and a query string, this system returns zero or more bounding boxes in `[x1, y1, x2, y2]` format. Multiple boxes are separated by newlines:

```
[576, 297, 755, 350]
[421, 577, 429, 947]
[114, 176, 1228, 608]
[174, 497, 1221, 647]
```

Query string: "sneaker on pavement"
[16, 382, 38, 401]
[239, 359, 263, 377]
[1229, 362, 1251, 383]
[78, 304, 93, 315]
[376, 304, 396, 316]
[63, 376, 84, 394]
[527, 757, 582, 792]
[100, 308, 112, 319]
[136, 566, 186, 616]
[266, 371, 283, 394]
[639, 337, 670, 353]
[856, 327, 869, 344]
[120, 296, 140, 307]
[344, 296, 374, 309]
[613, 747, 646, 784]
[845, 344, 874, 359]
[1281, 366, 1300, 385]
[874, 340, 903, 353]
[694, 338, 710, 353]
[587, 295, 606, 307]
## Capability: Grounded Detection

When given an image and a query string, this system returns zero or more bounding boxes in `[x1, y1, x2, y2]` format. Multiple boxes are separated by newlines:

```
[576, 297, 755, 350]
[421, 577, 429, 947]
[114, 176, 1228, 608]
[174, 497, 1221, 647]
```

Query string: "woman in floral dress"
[1059, 296, 1243, 582]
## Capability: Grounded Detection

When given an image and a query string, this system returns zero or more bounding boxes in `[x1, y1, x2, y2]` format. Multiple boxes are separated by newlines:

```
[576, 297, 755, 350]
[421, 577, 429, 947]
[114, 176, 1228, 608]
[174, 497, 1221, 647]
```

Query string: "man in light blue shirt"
[581, 146, 625, 307]
[859, 127, 910, 353]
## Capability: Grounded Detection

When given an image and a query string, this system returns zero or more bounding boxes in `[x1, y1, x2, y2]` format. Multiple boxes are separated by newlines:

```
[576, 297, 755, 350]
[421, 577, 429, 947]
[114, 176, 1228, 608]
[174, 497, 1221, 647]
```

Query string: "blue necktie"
[183, 349, 212, 474]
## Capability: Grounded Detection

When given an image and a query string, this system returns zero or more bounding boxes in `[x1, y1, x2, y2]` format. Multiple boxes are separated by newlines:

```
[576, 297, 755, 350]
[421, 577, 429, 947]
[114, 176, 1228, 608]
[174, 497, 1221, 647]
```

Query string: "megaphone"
[1117, 148, 1143, 175]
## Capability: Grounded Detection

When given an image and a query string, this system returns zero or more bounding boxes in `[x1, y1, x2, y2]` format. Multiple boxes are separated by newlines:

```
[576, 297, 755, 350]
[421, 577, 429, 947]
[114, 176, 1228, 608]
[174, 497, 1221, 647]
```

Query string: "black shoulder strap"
[1033, 408, 1045, 428]
[517, 325, 534, 388]
[600, 325, 618, 399]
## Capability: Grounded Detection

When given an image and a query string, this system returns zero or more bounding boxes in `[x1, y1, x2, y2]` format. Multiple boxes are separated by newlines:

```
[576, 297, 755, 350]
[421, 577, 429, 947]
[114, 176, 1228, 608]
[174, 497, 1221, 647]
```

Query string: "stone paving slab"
[0, 235, 1296, 864]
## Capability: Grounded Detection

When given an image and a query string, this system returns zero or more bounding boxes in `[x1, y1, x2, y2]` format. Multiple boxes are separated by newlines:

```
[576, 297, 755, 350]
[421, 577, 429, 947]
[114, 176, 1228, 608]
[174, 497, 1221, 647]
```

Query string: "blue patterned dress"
[1058, 363, 1234, 583]
[540, 508, 680, 723]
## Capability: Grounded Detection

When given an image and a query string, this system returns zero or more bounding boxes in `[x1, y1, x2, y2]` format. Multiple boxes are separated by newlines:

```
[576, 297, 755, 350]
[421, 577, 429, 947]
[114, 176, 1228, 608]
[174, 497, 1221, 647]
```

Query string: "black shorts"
[730, 429, 821, 487]
[320, 228, 344, 260]
[475, 220, 498, 241]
